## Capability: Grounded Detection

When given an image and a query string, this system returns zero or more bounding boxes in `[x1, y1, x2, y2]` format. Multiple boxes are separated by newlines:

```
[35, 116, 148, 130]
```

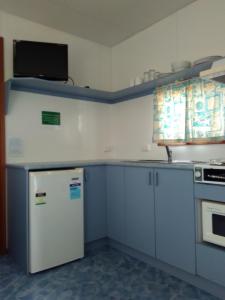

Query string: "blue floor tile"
[0, 247, 219, 300]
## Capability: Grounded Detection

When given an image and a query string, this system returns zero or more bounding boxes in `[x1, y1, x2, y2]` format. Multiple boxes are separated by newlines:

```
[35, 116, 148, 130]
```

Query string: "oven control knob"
[195, 171, 201, 178]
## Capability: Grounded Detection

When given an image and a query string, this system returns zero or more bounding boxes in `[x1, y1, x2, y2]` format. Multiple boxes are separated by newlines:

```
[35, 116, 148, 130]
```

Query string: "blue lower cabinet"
[106, 166, 125, 243]
[197, 244, 225, 287]
[85, 165, 196, 276]
[84, 166, 107, 243]
[124, 167, 155, 257]
[154, 168, 196, 274]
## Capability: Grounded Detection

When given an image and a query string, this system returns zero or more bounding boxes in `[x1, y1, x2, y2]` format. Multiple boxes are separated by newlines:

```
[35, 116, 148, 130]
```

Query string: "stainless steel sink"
[171, 160, 205, 164]
[122, 159, 169, 163]
[135, 159, 169, 163]
[122, 159, 205, 164]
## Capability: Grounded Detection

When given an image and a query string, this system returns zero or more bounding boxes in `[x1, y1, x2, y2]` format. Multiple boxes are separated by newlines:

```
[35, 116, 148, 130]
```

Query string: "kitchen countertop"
[7, 159, 196, 170]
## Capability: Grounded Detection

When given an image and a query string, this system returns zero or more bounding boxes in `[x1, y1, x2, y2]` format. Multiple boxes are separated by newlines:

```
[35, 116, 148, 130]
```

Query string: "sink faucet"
[165, 145, 172, 163]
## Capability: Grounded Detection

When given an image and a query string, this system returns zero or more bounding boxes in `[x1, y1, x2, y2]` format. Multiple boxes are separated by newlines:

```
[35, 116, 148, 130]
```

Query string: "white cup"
[135, 76, 142, 85]
[143, 71, 149, 82]
[129, 79, 135, 87]
[149, 69, 155, 80]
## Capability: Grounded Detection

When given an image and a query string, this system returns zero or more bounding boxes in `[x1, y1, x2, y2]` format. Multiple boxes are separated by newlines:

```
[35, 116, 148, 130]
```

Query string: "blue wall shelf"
[5, 61, 212, 113]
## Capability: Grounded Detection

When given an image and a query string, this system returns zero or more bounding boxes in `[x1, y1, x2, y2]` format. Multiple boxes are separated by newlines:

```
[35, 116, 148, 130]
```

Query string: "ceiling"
[0, 0, 196, 46]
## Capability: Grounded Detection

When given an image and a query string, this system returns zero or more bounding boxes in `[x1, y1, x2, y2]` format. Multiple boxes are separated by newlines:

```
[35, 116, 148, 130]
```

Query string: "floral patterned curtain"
[153, 78, 225, 144]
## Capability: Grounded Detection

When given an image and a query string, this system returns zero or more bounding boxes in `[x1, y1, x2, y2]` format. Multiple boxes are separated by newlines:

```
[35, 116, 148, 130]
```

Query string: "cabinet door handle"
[155, 171, 159, 186]
[148, 172, 152, 185]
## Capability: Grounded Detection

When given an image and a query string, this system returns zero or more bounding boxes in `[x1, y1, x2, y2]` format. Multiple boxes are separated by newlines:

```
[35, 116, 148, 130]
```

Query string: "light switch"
[8, 138, 24, 157]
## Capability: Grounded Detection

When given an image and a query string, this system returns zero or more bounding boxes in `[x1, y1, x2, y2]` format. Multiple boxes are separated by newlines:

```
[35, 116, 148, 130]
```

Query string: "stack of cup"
[129, 68, 161, 87]
[143, 69, 160, 82]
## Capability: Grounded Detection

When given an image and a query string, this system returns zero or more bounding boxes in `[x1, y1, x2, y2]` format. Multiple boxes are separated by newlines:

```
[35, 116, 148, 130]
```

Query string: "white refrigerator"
[29, 168, 84, 273]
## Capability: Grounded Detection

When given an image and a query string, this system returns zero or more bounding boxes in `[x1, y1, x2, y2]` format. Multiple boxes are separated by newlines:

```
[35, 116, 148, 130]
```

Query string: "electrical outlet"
[8, 138, 24, 157]
[142, 144, 151, 152]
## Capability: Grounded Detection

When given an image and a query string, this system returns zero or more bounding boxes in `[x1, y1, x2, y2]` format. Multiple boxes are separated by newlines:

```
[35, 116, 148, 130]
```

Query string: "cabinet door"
[125, 167, 155, 257]
[154, 168, 195, 274]
[106, 166, 125, 243]
[84, 166, 107, 243]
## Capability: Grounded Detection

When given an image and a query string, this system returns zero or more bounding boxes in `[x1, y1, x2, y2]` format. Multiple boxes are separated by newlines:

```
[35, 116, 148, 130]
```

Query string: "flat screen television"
[13, 40, 68, 81]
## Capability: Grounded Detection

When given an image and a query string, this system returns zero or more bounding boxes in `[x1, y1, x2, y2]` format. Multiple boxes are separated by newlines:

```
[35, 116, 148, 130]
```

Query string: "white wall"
[111, 0, 225, 161]
[6, 91, 113, 163]
[110, 96, 164, 159]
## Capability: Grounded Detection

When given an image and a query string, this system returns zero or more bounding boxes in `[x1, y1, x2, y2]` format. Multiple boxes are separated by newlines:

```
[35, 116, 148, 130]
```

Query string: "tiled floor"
[0, 246, 219, 300]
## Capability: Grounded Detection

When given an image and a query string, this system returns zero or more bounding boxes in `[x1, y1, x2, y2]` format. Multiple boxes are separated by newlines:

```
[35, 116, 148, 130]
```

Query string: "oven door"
[202, 201, 225, 247]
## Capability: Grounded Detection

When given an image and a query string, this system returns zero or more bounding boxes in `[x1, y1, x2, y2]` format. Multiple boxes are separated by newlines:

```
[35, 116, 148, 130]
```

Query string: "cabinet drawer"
[195, 183, 225, 203]
[196, 243, 225, 287]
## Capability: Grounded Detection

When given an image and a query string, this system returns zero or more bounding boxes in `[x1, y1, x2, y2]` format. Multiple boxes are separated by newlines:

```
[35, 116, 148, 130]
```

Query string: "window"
[153, 78, 225, 145]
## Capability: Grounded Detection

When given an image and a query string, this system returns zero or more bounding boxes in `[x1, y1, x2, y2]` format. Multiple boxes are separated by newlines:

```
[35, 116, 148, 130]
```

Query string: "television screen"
[13, 40, 68, 81]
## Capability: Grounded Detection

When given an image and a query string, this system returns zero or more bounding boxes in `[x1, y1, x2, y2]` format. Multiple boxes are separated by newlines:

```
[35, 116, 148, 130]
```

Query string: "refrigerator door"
[29, 168, 84, 273]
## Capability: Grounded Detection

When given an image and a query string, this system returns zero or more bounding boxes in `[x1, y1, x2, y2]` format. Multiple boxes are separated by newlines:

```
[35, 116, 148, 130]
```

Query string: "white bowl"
[171, 60, 191, 72]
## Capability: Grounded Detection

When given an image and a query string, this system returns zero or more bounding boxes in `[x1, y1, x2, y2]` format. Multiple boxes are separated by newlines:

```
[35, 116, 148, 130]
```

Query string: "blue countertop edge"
[5, 61, 213, 113]
[7, 160, 194, 170]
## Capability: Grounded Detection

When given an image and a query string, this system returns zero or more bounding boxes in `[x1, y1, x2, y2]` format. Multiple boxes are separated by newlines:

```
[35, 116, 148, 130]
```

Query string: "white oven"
[202, 200, 225, 247]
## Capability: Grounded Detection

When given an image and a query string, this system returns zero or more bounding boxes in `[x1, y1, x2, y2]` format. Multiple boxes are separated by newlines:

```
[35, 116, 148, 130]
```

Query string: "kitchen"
[1, 0, 225, 299]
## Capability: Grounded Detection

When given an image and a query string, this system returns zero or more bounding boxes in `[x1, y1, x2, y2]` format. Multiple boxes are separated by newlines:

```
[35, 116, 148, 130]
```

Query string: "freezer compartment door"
[29, 168, 84, 273]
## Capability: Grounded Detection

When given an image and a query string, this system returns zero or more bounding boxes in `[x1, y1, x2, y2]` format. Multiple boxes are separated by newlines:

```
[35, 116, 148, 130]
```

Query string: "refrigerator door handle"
[84, 171, 88, 182]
